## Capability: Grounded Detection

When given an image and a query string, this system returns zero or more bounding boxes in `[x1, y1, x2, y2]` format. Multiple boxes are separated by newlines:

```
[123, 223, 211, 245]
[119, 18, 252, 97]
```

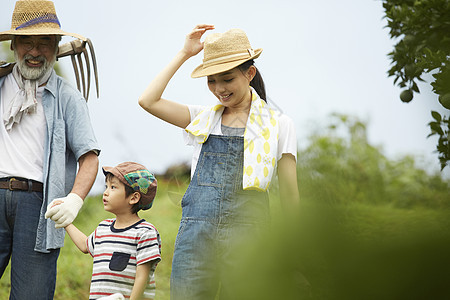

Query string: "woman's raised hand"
[138, 24, 215, 129]
[182, 24, 215, 57]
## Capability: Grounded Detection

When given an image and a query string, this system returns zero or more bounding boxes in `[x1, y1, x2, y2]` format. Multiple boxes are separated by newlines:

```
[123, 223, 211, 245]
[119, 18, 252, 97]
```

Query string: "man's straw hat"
[0, 0, 86, 42]
[191, 29, 262, 78]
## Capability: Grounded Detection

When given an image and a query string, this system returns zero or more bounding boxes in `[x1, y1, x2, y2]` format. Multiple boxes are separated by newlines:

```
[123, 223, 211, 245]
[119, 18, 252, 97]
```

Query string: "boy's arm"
[65, 223, 89, 254]
[130, 262, 152, 300]
[46, 200, 89, 254]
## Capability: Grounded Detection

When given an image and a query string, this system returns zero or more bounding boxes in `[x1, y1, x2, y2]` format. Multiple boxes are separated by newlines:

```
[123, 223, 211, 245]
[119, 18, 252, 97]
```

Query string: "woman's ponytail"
[238, 60, 266, 102]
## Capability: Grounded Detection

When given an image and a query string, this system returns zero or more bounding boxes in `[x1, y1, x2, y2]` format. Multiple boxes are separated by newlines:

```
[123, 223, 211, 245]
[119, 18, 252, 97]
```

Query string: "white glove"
[45, 193, 83, 228]
[97, 293, 125, 300]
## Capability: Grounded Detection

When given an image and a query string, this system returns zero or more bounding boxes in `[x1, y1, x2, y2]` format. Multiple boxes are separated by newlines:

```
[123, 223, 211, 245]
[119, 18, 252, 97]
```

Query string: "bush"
[297, 114, 450, 209]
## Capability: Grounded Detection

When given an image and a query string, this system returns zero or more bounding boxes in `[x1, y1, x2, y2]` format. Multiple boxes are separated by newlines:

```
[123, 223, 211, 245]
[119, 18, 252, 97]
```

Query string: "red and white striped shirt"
[87, 219, 161, 299]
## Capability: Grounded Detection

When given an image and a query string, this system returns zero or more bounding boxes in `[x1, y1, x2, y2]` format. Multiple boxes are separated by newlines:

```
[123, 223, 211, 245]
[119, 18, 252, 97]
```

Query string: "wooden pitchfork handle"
[0, 61, 14, 78]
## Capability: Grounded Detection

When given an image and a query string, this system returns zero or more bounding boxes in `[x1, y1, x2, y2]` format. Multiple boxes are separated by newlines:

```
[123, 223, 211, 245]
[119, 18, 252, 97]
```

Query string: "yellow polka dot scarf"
[185, 89, 279, 191]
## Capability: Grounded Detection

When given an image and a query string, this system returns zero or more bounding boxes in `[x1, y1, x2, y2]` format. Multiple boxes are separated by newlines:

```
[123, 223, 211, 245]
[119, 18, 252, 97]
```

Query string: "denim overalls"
[170, 134, 270, 300]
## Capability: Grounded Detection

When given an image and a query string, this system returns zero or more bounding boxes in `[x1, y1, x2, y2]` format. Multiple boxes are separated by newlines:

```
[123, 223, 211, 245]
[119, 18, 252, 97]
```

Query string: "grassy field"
[1, 178, 450, 299]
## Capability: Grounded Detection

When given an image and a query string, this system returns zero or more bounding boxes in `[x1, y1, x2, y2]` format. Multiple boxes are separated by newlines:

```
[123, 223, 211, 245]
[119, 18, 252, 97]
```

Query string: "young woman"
[139, 24, 299, 299]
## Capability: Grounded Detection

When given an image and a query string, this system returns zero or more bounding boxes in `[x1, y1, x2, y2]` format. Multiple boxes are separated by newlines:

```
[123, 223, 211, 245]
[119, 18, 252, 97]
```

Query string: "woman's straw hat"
[191, 29, 262, 78]
[0, 0, 86, 42]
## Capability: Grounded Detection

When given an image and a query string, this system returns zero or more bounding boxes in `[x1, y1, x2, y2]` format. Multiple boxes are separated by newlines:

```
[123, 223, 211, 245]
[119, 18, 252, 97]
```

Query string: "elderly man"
[0, 0, 100, 299]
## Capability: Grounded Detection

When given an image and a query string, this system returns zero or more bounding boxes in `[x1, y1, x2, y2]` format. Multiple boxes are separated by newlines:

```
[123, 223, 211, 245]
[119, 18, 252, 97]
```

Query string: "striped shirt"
[87, 219, 161, 299]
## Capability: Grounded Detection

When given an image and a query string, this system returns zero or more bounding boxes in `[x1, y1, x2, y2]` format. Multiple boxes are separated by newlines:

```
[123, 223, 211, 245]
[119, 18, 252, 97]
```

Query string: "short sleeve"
[136, 227, 161, 266]
[182, 104, 207, 146]
[63, 87, 100, 160]
[277, 114, 297, 161]
[86, 228, 96, 257]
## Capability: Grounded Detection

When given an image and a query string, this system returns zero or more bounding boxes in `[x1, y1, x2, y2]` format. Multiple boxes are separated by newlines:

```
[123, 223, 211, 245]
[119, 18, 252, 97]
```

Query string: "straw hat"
[0, 0, 86, 42]
[191, 29, 262, 78]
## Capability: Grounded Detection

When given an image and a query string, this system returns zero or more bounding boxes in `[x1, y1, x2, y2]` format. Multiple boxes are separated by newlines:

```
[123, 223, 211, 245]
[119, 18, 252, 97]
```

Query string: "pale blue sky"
[1, 0, 448, 193]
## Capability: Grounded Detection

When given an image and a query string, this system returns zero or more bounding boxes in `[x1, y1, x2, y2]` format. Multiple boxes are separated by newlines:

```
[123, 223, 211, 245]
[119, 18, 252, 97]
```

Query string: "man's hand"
[45, 193, 83, 228]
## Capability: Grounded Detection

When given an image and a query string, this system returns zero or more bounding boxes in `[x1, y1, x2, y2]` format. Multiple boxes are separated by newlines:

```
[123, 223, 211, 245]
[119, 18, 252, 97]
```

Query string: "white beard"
[14, 52, 56, 80]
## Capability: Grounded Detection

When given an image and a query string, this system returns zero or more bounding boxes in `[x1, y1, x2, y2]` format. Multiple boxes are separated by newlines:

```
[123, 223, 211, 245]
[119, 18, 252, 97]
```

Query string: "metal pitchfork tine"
[57, 38, 99, 101]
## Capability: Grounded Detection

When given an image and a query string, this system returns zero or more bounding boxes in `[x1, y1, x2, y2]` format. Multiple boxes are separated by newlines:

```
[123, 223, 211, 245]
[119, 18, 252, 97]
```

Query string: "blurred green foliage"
[215, 113, 450, 299]
[298, 113, 450, 209]
[0, 42, 13, 62]
[235, 113, 450, 300]
[383, 0, 450, 170]
[235, 202, 450, 300]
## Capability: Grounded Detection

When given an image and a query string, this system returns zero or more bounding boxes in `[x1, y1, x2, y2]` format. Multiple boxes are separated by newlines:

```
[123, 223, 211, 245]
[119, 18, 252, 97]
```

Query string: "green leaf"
[412, 81, 420, 93]
[431, 111, 442, 122]
[429, 122, 444, 135]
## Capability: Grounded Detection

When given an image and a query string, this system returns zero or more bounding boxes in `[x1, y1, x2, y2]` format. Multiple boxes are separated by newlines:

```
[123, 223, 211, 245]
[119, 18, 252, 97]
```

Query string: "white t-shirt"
[0, 74, 46, 182]
[183, 104, 298, 178]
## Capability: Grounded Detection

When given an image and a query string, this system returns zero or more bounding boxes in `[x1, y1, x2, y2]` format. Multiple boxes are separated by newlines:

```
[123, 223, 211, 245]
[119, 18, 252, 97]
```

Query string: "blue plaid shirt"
[0, 71, 100, 253]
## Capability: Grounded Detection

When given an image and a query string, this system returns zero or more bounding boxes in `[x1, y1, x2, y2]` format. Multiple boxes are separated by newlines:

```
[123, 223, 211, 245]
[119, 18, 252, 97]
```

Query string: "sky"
[1, 0, 449, 194]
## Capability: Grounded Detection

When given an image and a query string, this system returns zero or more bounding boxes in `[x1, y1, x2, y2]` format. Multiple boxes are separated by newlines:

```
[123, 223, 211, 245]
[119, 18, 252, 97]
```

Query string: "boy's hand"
[45, 193, 83, 228]
[49, 199, 64, 208]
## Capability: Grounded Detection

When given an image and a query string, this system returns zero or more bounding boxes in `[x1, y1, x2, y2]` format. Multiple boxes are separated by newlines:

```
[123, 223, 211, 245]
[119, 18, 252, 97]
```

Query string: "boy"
[48, 162, 161, 300]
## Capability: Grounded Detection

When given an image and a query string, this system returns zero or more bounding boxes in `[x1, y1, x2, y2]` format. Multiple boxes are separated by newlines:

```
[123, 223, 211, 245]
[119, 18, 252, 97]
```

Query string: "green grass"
[1, 180, 450, 299]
